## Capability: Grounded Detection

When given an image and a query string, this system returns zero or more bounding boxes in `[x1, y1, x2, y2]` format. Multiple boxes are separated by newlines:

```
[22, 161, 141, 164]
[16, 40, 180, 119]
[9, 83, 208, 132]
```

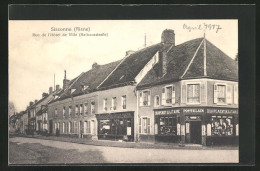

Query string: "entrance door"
[190, 121, 202, 144]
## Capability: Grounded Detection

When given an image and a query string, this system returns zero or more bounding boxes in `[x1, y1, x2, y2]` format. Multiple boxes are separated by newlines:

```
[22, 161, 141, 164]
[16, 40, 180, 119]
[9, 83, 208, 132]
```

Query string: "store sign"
[183, 108, 205, 114]
[155, 109, 181, 115]
[207, 109, 238, 114]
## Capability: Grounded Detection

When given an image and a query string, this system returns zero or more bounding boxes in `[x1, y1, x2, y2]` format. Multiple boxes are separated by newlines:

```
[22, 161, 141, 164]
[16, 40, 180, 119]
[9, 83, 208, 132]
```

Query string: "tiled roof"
[98, 43, 162, 89]
[137, 38, 238, 89]
[57, 60, 121, 100]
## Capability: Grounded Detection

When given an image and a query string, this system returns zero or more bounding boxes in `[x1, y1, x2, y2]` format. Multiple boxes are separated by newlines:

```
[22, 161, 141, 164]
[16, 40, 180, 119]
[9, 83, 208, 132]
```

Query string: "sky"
[9, 20, 238, 112]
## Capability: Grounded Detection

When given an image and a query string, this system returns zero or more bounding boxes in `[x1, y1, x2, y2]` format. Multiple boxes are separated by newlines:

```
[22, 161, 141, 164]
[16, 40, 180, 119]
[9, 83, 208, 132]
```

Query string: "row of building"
[14, 29, 239, 146]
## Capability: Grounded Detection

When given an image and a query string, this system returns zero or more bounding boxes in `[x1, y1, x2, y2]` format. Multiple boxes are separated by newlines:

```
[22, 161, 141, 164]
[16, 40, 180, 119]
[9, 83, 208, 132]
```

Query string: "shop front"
[154, 107, 238, 146]
[96, 112, 134, 142]
[154, 109, 181, 143]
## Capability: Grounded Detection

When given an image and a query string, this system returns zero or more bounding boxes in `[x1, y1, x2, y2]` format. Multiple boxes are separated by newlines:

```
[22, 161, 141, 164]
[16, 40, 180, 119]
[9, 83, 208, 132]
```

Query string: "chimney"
[126, 50, 135, 56]
[56, 85, 60, 91]
[42, 92, 48, 98]
[49, 87, 53, 94]
[29, 101, 34, 106]
[159, 29, 175, 77]
[63, 70, 70, 89]
[34, 100, 38, 104]
[92, 62, 99, 69]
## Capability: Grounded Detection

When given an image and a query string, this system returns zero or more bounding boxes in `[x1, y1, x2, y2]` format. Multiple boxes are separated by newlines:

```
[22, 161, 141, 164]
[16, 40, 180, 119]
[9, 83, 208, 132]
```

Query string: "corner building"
[136, 30, 238, 146]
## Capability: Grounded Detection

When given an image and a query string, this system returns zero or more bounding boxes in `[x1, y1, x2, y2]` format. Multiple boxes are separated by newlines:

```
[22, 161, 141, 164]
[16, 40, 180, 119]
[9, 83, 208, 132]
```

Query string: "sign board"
[155, 109, 180, 115]
[183, 108, 204, 114]
[127, 127, 131, 135]
[207, 109, 238, 114]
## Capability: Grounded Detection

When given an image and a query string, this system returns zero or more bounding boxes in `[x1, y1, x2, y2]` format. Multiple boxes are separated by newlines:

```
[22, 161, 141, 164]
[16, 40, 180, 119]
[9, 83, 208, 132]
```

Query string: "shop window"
[99, 120, 111, 135]
[84, 103, 88, 115]
[140, 90, 151, 106]
[80, 104, 83, 115]
[91, 101, 95, 114]
[211, 116, 233, 136]
[63, 106, 65, 118]
[158, 116, 177, 135]
[122, 95, 126, 109]
[154, 95, 160, 107]
[112, 97, 117, 110]
[75, 105, 78, 115]
[103, 98, 108, 111]
[69, 106, 71, 117]
[141, 117, 151, 134]
[187, 84, 200, 104]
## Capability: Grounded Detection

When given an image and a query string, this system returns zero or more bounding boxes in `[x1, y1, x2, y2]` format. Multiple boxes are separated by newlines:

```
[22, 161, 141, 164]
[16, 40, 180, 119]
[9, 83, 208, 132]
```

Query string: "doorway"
[190, 121, 202, 144]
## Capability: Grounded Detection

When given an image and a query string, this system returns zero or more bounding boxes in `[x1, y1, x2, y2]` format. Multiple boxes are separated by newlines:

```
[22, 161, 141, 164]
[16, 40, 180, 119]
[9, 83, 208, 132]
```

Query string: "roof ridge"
[181, 38, 204, 78]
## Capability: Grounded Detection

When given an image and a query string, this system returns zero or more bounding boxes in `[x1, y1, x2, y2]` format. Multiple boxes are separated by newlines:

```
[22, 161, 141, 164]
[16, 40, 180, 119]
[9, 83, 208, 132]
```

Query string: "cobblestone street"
[9, 137, 239, 164]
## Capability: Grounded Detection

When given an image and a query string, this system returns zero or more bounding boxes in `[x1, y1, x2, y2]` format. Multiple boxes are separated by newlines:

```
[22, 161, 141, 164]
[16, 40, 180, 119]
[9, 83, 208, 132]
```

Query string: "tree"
[8, 101, 16, 118]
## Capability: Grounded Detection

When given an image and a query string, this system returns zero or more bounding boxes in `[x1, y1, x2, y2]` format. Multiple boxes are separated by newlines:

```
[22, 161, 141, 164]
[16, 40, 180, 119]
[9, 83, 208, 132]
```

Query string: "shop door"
[190, 121, 202, 144]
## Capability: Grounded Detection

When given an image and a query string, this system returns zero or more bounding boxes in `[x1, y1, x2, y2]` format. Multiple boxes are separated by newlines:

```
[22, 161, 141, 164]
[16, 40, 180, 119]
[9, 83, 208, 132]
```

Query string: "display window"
[99, 120, 111, 134]
[158, 116, 177, 135]
[211, 116, 233, 136]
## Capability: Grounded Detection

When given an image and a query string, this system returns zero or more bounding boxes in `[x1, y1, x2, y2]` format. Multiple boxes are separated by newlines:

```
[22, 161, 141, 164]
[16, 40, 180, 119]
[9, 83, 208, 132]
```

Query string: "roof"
[137, 38, 238, 89]
[98, 43, 162, 89]
[56, 60, 121, 101]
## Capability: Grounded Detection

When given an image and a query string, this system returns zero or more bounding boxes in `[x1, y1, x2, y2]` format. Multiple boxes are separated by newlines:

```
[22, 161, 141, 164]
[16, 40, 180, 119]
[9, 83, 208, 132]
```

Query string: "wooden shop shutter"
[226, 85, 232, 104]
[172, 86, 176, 104]
[162, 87, 166, 105]
[139, 92, 143, 106]
[213, 84, 218, 104]
[181, 84, 187, 104]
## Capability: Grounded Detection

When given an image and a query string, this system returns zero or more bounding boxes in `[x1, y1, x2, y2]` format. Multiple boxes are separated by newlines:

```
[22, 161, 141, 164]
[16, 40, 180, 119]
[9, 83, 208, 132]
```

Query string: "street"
[9, 137, 239, 164]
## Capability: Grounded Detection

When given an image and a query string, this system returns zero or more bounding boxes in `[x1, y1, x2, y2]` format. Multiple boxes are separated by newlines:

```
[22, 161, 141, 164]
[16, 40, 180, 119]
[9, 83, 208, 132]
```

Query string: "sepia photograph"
[8, 18, 239, 164]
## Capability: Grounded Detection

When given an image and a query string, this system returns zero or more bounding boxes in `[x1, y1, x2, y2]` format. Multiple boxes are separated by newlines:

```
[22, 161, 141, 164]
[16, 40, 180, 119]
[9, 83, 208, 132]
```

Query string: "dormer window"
[71, 88, 76, 94]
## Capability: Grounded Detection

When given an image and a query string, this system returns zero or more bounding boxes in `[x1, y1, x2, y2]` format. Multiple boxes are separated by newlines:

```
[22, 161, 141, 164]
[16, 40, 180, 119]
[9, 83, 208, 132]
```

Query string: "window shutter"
[201, 83, 205, 103]
[139, 92, 143, 106]
[172, 86, 176, 104]
[162, 88, 166, 105]
[147, 118, 151, 134]
[213, 84, 218, 104]
[148, 91, 151, 106]
[181, 84, 187, 104]
[234, 85, 238, 104]
[138, 118, 141, 134]
[227, 85, 232, 104]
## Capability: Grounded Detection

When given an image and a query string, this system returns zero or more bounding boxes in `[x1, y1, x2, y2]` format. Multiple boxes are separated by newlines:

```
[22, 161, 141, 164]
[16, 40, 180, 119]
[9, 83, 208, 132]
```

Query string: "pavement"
[9, 136, 239, 164]
[9, 133, 238, 150]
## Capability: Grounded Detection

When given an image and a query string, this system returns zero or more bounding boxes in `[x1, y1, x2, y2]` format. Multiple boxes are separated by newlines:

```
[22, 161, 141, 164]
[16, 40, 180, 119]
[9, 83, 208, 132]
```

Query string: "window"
[69, 106, 71, 117]
[75, 105, 78, 115]
[112, 97, 117, 110]
[85, 121, 91, 133]
[103, 99, 108, 111]
[214, 84, 233, 104]
[122, 95, 126, 109]
[166, 86, 172, 103]
[140, 117, 151, 134]
[140, 90, 151, 106]
[62, 122, 65, 133]
[162, 85, 176, 105]
[80, 104, 83, 115]
[68, 121, 72, 133]
[211, 116, 233, 136]
[74, 121, 78, 133]
[91, 101, 95, 114]
[154, 95, 160, 107]
[84, 103, 88, 115]
[158, 116, 177, 135]
[63, 106, 65, 117]
[57, 122, 60, 130]
[99, 120, 111, 135]
[187, 84, 200, 103]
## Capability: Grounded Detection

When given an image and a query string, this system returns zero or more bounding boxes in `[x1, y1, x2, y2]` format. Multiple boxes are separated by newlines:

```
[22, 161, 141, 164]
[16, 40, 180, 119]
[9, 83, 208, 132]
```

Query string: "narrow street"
[9, 137, 239, 164]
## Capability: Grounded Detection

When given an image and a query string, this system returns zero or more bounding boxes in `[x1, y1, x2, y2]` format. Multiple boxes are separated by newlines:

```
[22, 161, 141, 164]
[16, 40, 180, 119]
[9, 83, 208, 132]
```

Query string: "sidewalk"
[9, 133, 238, 150]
